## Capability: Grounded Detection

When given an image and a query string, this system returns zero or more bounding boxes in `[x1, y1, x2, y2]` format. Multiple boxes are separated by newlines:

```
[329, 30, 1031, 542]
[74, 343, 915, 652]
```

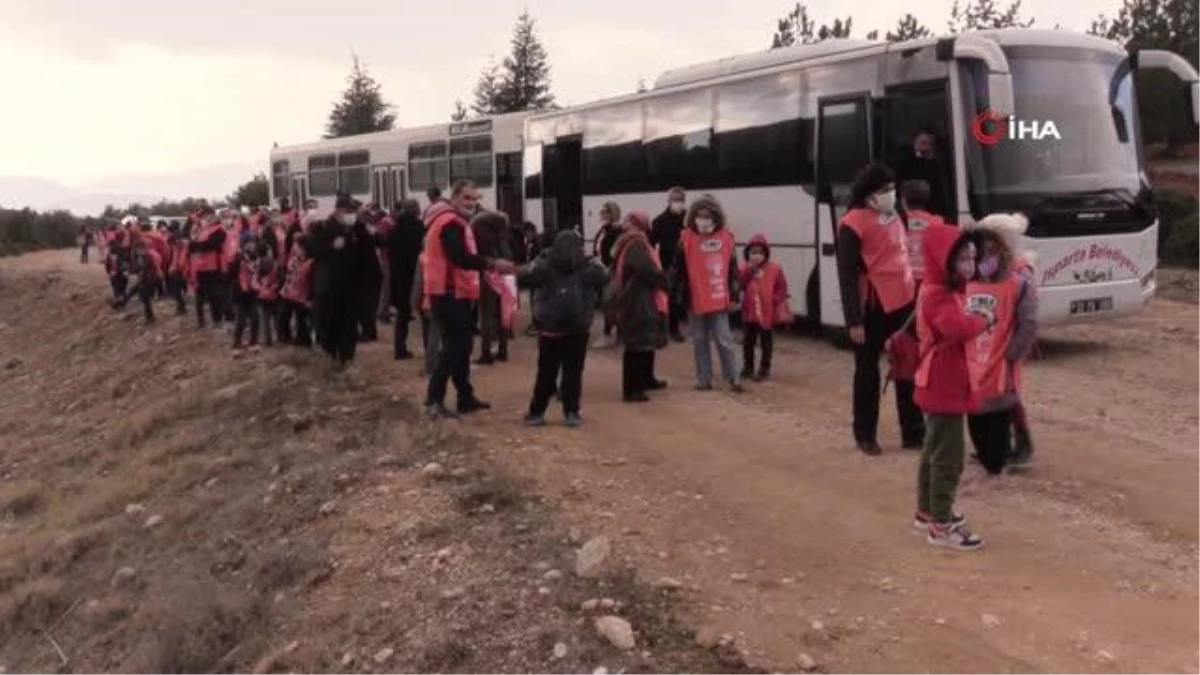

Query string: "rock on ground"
[575, 535, 612, 578]
[595, 616, 636, 650]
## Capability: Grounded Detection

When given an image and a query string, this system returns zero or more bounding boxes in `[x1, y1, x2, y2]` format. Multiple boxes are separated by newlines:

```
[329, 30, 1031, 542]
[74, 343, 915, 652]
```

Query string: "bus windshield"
[960, 46, 1144, 211]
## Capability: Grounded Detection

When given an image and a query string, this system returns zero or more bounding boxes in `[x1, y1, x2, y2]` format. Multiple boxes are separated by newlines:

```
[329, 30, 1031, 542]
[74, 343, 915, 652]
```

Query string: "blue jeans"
[691, 312, 740, 387]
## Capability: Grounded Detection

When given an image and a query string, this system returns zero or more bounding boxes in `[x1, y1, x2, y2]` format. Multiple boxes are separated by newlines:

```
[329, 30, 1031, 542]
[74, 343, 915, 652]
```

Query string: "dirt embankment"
[2, 249, 1198, 674]
[0, 266, 744, 674]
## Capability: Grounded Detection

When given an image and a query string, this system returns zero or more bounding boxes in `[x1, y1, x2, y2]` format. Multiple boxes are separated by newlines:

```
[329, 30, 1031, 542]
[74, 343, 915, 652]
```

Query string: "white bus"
[269, 111, 534, 224]
[521, 29, 1199, 328]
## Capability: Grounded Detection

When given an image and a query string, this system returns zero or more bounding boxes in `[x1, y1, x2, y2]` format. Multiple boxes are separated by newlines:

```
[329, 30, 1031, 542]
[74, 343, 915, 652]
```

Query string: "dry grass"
[0, 269, 748, 674]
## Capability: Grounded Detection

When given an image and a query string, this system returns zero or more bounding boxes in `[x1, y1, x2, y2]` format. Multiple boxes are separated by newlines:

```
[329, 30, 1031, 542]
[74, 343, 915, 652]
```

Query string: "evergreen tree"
[324, 55, 397, 139]
[471, 57, 505, 117]
[227, 173, 271, 207]
[497, 11, 556, 112]
[946, 0, 1034, 33]
[887, 13, 933, 41]
[771, 2, 854, 47]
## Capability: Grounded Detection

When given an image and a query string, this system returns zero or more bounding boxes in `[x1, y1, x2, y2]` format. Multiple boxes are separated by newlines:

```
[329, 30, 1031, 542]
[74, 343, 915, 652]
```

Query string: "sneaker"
[565, 412, 583, 428]
[425, 403, 459, 420]
[524, 413, 546, 427]
[913, 510, 965, 531]
[647, 378, 668, 391]
[623, 391, 650, 403]
[927, 521, 985, 551]
[1008, 429, 1035, 469]
[694, 383, 713, 391]
[457, 398, 492, 415]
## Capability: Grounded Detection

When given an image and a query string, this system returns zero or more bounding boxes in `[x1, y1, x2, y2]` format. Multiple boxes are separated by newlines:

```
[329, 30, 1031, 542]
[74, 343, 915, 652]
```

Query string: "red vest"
[191, 224, 224, 273]
[839, 208, 915, 314]
[903, 209, 945, 283]
[222, 225, 241, 270]
[680, 228, 735, 315]
[740, 260, 783, 329]
[237, 256, 255, 293]
[423, 207, 481, 301]
[964, 274, 1022, 398]
[281, 255, 313, 307]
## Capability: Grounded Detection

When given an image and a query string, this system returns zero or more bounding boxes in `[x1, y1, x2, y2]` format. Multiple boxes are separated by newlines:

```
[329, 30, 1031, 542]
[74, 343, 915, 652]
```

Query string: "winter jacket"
[519, 230, 610, 336]
[307, 218, 359, 296]
[914, 224, 991, 415]
[612, 230, 670, 351]
[387, 211, 426, 315]
[650, 207, 685, 262]
[593, 223, 622, 267]
[737, 234, 789, 328]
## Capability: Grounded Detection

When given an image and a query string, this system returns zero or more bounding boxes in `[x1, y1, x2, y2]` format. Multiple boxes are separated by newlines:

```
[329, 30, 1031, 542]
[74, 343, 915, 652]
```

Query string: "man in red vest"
[188, 208, 229, 328]
[423, 180, 516, 419]
[671, 194, 745, 393]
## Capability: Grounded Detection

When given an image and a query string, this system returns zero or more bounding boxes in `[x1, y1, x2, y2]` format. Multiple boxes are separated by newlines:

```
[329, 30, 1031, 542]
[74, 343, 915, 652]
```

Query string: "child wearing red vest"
[230, 240, 261, 350]
[737, 234, 789, 382]
[253, 241, 280, 347]
[964, 217, 1038, 476]
[128, 238, 163, 325]
[671, 194, 745, 393]
[914, 224, 994, 551]
[278, 237, 314, 348]
[166, 232, 190, 316]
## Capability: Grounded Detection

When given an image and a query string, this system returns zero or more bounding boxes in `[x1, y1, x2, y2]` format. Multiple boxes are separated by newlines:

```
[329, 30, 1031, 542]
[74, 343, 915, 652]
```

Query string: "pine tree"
[946, 0, 1034, 33]
[496, 11, 556, 112]
[471, 57, 504, 117]
[451, 99, 469, 122]
[324, 55, 397, 138]
[770, 2, 854, 47]
[887, 13, 933, 41]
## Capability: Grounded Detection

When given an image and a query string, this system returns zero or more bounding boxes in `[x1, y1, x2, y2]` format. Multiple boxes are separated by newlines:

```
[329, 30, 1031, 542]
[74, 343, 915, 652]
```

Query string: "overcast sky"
[0, 0, 1119, 189]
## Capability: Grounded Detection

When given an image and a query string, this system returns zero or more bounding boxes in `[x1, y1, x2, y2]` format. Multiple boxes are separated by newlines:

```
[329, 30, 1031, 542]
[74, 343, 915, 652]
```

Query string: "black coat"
[386, 212, 425, 314]
[307, 218, 361, 296]
[613, 234, 669, 351]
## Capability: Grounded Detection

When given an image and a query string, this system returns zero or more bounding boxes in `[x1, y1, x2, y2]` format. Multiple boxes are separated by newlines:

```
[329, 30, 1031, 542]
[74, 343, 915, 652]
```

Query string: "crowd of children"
[91, 174, 1038, 554]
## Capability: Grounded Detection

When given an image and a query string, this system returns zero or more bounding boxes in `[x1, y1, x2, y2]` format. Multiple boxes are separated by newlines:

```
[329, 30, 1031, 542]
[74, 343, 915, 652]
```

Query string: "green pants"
[917, 413, 966, 522]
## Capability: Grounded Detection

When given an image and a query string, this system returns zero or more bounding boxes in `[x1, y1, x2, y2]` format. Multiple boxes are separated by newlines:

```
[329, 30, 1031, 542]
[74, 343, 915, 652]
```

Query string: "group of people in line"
[91, 135, 1038, 553]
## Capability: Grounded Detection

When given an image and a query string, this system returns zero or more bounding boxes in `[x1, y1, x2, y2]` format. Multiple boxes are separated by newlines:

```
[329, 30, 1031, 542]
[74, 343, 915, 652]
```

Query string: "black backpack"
[536, 266, 592, 334]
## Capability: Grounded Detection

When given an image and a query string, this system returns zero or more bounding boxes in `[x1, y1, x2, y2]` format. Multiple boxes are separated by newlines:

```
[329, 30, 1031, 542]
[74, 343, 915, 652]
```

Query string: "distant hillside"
[0, 161, 263, 215]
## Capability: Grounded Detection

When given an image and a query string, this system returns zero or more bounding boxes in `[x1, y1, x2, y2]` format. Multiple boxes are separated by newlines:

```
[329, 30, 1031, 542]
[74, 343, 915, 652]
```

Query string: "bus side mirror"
[1191, 81, 1199, 126]
[1112, 106, 1130, 143]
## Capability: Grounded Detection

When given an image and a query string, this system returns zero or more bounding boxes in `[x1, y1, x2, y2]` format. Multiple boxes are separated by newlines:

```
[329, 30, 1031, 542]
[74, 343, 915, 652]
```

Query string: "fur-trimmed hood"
[969, 212, 1037, 268]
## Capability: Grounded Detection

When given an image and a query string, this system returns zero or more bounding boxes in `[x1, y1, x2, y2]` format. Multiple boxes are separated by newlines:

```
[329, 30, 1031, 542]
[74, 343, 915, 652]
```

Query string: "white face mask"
[669, 201, 685, 214]
[695, 217, 715, 234]
[871, 191, 897, 216]
[340, 213, 358, 227]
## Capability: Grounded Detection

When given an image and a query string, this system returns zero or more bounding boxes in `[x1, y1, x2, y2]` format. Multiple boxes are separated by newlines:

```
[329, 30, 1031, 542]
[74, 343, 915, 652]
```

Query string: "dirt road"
[7, 249, 1199, 673]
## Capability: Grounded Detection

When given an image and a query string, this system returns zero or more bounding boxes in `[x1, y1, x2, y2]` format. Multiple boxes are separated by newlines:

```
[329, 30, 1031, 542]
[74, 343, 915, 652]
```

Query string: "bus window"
[308, 154, 337, 196]
[449, 136, 494, 187]
[645, 89, 715, 191]
[523, 143, 543, 200]
[409, 142, 448, 193]
[583, 101, 646, 195]
[338, 150, 370, 195]
[271, 160, 290, 202]
[715, 72, 808, 187]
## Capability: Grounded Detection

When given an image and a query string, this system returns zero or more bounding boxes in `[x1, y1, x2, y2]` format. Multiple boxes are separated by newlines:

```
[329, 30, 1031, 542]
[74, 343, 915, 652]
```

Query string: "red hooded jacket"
[913, 224, 990, 415]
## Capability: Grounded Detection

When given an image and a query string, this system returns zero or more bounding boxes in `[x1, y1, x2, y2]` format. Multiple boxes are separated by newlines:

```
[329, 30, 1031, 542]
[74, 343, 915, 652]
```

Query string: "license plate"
[1070, 297, 1113, 315]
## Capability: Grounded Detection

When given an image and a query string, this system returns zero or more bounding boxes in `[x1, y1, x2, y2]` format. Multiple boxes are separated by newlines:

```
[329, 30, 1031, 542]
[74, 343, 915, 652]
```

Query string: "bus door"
[542, 135, 583, 234]
[881, 82, 957, 222]
[495, 151, 524, 226]
[372, 165, 406, 210]
[815, 94, 874, 329]
[290, 175, 309, 209]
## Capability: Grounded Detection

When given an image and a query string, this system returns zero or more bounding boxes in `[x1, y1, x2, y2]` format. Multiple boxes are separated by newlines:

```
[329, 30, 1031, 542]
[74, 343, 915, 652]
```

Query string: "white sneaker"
[927, 521, 985, 551]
